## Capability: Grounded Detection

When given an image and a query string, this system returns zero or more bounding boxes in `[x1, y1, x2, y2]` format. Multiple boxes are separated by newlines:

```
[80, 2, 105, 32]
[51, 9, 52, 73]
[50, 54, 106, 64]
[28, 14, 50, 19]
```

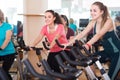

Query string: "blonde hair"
[0, 9, 4, 23]
[69, 18, 74, 24]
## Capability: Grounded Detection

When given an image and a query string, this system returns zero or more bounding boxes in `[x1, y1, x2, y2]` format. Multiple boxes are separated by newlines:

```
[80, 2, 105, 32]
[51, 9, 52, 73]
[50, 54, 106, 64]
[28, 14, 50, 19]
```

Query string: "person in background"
[60, 15, 74, 40]
[30, 10, 68, 74]
[0, 9, 16, 80]
[17, 21, 23, 38]
[114, 16, 120, 39]
[69, 18, 78, 35]
[60, 14, 76, 67]
[115, 16, 120, 29]
[63, 1, 120, 80]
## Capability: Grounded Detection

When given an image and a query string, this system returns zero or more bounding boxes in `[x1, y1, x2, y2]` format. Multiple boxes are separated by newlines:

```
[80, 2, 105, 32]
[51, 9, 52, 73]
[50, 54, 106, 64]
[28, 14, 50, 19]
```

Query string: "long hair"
[92, 2, 110, 28]
[0, 9, 4, 23]
[45, 10, 62, 24]
[61, 15, 69, 27]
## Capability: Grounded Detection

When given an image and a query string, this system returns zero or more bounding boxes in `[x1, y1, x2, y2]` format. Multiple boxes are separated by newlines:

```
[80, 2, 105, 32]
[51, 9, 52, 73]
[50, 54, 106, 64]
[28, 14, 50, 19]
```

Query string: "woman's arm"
[66, 21, 94, 46]
[49, 24, 65, 48]
[86, 18, 113, 46]
[49, 34, 60, 48]
[31, 34, 44, 47]
[1, 30, 12, 49]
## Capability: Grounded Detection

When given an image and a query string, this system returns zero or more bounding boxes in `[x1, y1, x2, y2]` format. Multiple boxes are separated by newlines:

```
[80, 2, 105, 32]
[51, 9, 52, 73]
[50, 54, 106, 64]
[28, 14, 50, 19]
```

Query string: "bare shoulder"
[105, 17, 113, 24]
[104, 18, 114, 31]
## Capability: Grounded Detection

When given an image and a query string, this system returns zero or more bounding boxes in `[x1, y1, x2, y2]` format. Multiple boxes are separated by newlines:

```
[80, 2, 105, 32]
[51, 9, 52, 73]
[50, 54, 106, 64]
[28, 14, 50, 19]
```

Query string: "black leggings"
[47, 51, 62, 73]
[0, 53, 15, 80]
[47, 50, 76, 73]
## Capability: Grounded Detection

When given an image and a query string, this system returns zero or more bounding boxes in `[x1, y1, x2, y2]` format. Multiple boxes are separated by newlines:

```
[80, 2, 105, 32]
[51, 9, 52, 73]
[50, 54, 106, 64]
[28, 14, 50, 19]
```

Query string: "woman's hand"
[29, 46, 34, 51]
[83, 43, 91, 50]
[62, 43, 68, 50]
[83, 44, 89, 50]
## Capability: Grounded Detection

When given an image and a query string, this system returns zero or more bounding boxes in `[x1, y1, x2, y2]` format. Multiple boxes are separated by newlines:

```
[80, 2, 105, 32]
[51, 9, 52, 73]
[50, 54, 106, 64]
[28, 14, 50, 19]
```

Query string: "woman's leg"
[108, 52, 120, 80]
[64, 50, 76, 68]
[2, 53, 15, 80]
[47, 52, 61, 73]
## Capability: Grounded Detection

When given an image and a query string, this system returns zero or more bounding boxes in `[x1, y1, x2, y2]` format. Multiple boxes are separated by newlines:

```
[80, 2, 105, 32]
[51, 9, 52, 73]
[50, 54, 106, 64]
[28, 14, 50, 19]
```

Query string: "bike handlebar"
[55, 39, 72, 49]
[42, 41, 50, 50]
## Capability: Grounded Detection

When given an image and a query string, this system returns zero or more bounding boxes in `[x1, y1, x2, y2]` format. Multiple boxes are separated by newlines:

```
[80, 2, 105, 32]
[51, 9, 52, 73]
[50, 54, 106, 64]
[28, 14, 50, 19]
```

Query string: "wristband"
[86, 43, 91, 48]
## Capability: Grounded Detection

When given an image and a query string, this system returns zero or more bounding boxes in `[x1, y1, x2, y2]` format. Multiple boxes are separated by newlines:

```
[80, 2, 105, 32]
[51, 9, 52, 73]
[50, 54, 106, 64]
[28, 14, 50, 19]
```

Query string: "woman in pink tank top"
[31, 10, 68, 73]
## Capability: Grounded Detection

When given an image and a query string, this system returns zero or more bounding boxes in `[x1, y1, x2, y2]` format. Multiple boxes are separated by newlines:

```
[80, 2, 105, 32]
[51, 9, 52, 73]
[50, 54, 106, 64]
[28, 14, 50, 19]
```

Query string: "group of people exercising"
[0, 1, 120, 80]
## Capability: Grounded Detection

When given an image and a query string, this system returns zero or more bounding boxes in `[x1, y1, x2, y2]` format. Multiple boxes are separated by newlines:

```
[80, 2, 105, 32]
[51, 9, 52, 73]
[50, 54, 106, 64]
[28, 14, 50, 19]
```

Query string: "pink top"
[40, 24, 68, 52]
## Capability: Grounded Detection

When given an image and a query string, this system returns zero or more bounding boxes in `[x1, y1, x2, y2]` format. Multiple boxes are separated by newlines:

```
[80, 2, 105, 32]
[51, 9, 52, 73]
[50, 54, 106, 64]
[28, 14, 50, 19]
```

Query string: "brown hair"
[61, 15, 69, 26]
[0, 9, 4, 23]
[92, 1, 110, 28]
[45, 10, 62, 24]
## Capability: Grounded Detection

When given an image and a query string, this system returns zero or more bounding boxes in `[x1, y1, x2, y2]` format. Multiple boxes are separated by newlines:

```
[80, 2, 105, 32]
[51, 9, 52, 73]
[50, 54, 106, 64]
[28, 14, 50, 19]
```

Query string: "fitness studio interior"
[0, 0, 120, 80]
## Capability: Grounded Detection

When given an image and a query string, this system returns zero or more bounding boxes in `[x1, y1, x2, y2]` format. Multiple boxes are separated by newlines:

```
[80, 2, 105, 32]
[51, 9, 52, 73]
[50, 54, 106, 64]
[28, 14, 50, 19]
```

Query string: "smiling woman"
[30, 10, 68, 74]
[62, 1, 120, 80]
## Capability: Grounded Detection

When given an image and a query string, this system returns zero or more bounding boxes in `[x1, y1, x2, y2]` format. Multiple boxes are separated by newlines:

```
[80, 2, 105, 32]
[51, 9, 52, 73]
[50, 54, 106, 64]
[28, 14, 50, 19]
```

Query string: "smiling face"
[45, 12, 56, 26]
[90, 4, 103, 20]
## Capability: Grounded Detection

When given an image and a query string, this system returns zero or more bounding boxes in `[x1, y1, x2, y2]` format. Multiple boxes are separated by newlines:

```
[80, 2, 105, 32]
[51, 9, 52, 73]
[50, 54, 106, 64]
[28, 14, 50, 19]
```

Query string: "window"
[0, 0, 23, 25]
